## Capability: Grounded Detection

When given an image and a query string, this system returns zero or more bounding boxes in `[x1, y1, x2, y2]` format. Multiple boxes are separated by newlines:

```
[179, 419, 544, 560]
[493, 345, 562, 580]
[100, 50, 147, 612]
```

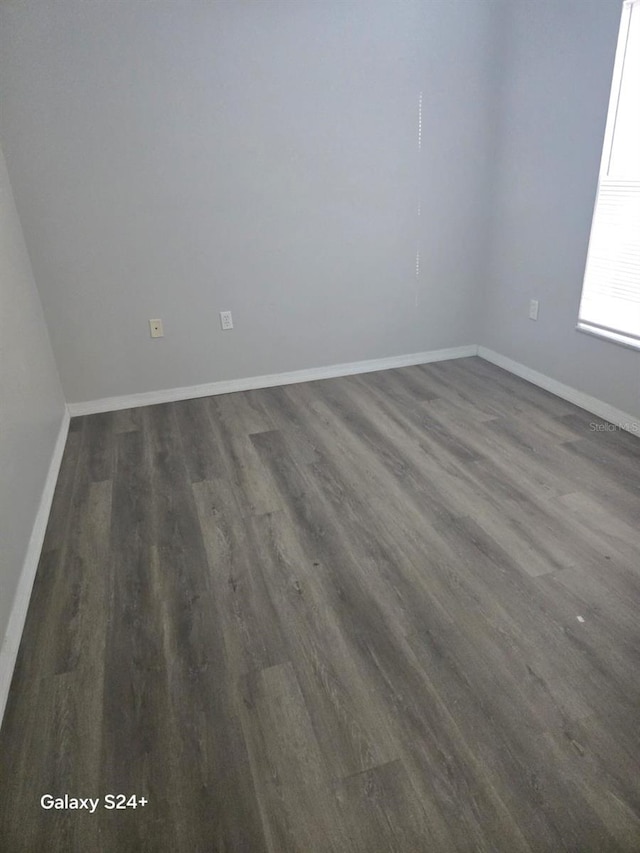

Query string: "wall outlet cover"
[149, 318, 164, 338]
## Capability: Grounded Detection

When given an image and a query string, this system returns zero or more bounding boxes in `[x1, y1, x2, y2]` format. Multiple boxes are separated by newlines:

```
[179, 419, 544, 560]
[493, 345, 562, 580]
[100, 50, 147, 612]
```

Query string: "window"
[578, 0, 640, 349]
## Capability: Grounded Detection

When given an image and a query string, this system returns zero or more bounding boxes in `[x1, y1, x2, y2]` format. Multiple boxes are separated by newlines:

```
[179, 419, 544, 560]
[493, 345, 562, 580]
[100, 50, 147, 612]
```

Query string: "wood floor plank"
[82, 411, 116, 483]
[172, 396, 227, 482]
[248, 509, 399, 781]
[239, 661, 351, 853]
[554, 491, 640, 573]
[112, 406, 142, 434]
[0, 674, 92, 853]
[192, 476, 289, 678]
[254, 385, 322, 465]
[207, 395, 282, 516]
[132, 403, 268, 852]
[404, 360, 505, 421]
[335, 760, 437, 853]
[558, 412, 640, 457]
[560, 436, 640, 499]
[100, 426, 174, 852]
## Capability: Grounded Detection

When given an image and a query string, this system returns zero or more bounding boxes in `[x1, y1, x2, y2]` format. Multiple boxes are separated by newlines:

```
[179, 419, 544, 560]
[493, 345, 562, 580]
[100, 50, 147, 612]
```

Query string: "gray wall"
[482, 0, 640, 417]
[0, 144, 66, 641]
[0, 0, 496, 405]
[1, 0, 637, 417]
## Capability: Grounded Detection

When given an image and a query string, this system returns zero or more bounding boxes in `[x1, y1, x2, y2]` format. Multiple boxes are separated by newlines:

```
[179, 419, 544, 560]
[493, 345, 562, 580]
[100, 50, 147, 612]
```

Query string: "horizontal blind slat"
[579, 180, 640, 338]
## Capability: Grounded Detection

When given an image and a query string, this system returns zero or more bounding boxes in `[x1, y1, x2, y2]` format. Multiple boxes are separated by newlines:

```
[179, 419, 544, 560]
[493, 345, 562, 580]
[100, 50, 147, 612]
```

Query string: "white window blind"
[578, 0, 640, 348]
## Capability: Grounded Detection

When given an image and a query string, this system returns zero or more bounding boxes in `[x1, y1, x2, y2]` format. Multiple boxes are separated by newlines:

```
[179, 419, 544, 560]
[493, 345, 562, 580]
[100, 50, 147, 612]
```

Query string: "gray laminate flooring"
[2, 356, 640, 852]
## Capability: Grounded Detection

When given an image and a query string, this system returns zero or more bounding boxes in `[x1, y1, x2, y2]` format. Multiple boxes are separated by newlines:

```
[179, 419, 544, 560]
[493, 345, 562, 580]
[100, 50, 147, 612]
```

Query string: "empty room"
[1, 0, 640, 850]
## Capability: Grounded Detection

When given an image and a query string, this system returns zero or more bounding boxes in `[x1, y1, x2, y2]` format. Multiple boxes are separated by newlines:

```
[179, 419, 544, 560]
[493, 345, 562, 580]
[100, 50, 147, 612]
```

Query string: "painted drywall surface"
[0, 0, 495, 403]
[0, 144, 66, 640]
[481, 0, 640, 418]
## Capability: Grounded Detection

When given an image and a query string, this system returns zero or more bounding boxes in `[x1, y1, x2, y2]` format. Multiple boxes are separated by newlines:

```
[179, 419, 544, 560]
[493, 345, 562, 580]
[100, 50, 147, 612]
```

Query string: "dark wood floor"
[2, 357, 640, 852]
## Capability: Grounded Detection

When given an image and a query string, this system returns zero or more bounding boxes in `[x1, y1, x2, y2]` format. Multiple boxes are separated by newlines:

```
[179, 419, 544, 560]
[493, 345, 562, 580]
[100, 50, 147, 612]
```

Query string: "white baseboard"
[478, 347, 640, 434]
[67, 345, 479, 416]
[0, 408, 70, 727]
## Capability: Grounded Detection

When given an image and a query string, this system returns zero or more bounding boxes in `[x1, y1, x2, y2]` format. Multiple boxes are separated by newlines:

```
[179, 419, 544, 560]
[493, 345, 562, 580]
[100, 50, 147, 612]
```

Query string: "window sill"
[576, 323, 640, 352]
